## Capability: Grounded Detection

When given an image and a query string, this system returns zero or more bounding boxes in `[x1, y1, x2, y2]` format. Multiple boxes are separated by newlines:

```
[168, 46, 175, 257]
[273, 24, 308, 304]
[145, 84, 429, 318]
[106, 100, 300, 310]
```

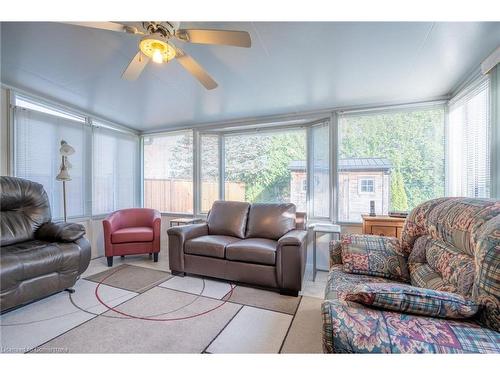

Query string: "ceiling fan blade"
[122, 52, 150, 81]
[176, 51, 218, 90]
[65, 22, 142, 35]
[175, 29, 251, 48]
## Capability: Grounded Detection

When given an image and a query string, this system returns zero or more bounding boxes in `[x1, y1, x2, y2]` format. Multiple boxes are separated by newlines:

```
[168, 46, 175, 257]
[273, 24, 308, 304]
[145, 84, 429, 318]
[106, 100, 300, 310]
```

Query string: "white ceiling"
[1, 22, 499, 132]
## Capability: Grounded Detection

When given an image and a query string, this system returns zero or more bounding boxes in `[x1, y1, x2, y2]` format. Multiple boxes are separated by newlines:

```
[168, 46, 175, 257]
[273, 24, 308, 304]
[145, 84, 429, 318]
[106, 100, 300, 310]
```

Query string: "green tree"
[391, 169, 409, 211]
[340, 108, 445, 210]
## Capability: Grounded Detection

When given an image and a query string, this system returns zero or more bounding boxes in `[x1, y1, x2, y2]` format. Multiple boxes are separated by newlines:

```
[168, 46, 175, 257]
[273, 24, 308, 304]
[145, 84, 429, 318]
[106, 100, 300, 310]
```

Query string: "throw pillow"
[345, 282, 480, 319]
[341, 234, 410, 282]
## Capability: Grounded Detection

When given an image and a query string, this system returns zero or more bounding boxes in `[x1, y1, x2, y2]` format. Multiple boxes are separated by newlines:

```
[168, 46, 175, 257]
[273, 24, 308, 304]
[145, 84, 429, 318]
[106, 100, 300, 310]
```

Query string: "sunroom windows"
[337, 106, 446, 222]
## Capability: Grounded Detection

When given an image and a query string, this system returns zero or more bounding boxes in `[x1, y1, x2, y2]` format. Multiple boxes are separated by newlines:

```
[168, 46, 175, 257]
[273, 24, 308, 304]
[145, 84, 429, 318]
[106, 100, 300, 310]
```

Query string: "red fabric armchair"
[103, 208, 161, 267]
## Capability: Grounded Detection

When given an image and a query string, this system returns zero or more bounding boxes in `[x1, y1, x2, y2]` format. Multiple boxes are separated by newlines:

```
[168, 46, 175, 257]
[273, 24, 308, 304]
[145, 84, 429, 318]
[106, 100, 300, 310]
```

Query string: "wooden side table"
[362, 215, 406, 239]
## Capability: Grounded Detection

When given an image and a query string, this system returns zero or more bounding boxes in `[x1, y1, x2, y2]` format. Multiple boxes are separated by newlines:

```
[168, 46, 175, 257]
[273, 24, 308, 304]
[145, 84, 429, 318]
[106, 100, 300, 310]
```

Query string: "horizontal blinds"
[448, 76, 490, 198]
[14, 107, 90, 219]
[92, 126, 139, 215]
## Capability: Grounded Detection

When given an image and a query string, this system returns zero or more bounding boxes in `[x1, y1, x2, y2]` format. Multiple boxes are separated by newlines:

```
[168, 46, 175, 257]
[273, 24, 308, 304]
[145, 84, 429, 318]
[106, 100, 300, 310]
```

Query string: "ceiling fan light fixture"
[139, 34, 176, 64]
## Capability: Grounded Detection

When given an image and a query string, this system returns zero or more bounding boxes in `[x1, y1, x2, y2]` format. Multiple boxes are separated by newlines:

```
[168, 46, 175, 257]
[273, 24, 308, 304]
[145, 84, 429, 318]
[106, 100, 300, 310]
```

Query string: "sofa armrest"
[36, 221, 86, 242]
[330, 239, 342, 267]
[167, 223, 208, 273]
[276, 229, 308, 293]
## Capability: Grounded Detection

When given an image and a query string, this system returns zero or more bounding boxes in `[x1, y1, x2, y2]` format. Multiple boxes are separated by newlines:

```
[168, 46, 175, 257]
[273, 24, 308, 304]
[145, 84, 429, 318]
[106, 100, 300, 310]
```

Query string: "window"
[92, 125, 139, 215]
[338, 106, 445, 222]
[359, 178, 375, 193]
[310, 121, 330, 217]
[14, 99, 90, 219]
[224, 129, 307, 210]
[448, 76, 491, 198]
[200, 134, 220, 212]
[143, 131, 194, 213]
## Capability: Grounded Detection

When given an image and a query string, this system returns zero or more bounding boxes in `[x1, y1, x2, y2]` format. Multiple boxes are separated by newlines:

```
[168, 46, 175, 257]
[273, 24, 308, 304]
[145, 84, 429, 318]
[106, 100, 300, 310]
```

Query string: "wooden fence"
[144, 179, 245, 213]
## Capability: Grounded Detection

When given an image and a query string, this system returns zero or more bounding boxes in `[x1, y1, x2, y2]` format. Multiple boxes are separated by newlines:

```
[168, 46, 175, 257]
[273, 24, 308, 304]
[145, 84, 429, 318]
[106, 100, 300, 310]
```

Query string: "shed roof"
[288, 158, 392, 172]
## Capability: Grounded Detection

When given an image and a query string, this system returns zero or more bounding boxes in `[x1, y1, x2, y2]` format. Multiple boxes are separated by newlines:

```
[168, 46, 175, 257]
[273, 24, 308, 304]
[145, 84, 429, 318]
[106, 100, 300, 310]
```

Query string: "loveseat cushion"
[185, 235, 240, 259]
[111, 227, 154, 244]
[246, 203, 296, 240]
[207, 201, 250, 238]
[341, 234, 410, 282]
[226, 238, 278, 265]
[322, 298, 500, 353]
[344, 282, 480, 319]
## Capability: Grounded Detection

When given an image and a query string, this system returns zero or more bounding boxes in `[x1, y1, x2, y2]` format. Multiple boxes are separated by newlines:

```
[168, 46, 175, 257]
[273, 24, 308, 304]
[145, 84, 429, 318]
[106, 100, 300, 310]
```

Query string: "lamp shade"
[56, 165, 72, 181]
[59, 140, 75, 156]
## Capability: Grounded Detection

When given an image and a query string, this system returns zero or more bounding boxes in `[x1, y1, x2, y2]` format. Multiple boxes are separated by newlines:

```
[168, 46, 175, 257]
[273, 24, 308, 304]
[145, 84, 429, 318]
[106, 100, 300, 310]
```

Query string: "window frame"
[9, 90, 140, 221]
[335, 102, 447, 224]
[142, 129, 195, 215]
[358, 177, 375, 194]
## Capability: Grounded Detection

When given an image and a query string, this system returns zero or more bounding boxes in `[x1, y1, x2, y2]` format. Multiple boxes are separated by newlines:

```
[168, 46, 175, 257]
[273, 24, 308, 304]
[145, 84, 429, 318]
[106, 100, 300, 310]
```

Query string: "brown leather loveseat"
[167, 201, 307, 296]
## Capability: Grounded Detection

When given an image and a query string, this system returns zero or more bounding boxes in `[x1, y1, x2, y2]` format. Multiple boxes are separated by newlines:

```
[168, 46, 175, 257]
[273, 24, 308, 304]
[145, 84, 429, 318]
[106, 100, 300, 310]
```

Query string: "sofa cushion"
[246, 203, 296, 240]
[344, 282, 480, 319]
[322, 299, 500, 353]
[207, 201, 250, 239]
[341, 234, 410, 282]
[402, 198, 500, 331]
[111, 227, 154, 244]
[185, 235, 240, 259]
[226, 238, 278, 265]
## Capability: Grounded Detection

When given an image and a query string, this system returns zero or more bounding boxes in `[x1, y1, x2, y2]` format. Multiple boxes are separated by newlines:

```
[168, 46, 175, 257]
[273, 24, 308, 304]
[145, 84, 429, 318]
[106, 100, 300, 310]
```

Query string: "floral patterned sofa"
[322, 197, 500, 353]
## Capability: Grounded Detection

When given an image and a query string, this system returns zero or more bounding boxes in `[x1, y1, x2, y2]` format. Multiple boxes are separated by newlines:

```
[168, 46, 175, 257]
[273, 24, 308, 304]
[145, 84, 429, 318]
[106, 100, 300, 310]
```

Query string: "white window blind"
[14, 106, 89, 219]
[92, 126, 139, 215]
[448, 76, 491, 198]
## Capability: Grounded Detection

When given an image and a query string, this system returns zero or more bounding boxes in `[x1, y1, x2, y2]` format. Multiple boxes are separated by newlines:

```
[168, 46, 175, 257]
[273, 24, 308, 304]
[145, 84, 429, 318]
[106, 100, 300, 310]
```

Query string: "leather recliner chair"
[168, 201, 307, 296]
[0, 176, 91, 312]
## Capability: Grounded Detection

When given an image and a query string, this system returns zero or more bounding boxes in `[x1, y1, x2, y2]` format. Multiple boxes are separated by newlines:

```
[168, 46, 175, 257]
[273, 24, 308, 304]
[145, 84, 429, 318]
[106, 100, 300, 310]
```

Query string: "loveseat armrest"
[278, 229, 307, 246]
[167, 223, 209, 273]
[36, 221, 86, 242]
[276, 229, 308, 293]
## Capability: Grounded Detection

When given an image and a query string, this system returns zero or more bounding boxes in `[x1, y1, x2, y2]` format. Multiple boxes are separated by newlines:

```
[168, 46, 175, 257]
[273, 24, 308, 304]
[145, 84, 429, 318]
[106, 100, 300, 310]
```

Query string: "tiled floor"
[1, 256, 327, 353]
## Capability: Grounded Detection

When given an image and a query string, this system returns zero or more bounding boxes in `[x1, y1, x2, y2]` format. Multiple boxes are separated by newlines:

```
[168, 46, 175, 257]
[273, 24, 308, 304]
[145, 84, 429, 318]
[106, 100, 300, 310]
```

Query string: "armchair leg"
[153, 253, 159, 262]
[172, 270, 185, 277]
[107, 256, 113, 267]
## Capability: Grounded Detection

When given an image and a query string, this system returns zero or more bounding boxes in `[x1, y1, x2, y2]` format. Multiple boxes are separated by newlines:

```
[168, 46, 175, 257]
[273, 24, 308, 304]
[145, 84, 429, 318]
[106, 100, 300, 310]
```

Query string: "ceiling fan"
[66, 22, 252, 90]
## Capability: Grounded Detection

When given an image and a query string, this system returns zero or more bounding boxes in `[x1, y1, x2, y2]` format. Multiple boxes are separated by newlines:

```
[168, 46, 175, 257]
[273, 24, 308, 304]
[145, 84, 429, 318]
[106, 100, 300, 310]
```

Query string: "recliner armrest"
[278, 229, 307, 247]
[36, 221, 86, 242]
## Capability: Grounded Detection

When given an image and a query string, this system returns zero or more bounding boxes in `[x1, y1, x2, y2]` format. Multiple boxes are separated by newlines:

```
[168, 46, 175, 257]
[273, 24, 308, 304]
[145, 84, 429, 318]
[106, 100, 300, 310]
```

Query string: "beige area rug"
[85, 264, 172, 293]
[37, 287, 242, 353]
[25, 265, 324, 353]
[223, 285, 301, 314]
